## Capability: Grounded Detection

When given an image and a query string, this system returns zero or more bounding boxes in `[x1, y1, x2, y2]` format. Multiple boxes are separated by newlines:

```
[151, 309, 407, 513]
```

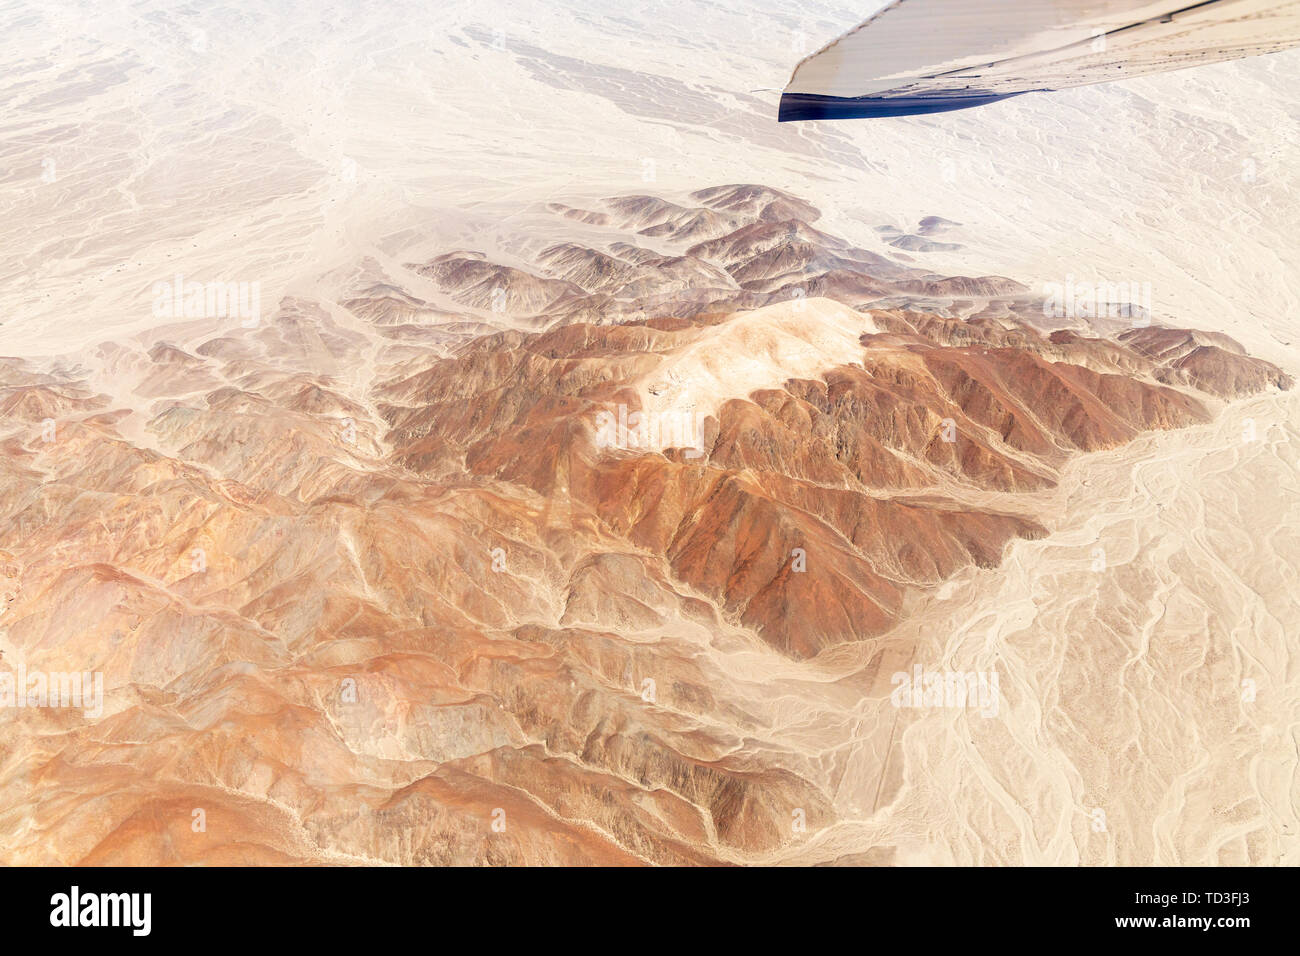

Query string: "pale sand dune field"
[751, 392, 1300, 864]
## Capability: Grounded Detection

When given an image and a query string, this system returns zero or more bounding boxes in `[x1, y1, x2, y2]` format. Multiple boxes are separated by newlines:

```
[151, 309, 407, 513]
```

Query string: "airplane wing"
[779, 0, 1300, 120]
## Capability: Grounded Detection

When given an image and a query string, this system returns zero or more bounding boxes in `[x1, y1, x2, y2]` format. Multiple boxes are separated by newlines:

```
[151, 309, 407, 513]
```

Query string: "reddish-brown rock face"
[375, 296, 1242, 657]
[0, 187, 1290, 864]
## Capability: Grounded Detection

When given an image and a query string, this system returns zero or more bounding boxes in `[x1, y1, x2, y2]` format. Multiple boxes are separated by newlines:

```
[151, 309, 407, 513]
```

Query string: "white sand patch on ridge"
[633, 296, 876, 451]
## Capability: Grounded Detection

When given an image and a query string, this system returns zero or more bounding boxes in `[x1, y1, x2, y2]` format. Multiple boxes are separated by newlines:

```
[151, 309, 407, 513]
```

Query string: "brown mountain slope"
[0, 185, 1290, 865]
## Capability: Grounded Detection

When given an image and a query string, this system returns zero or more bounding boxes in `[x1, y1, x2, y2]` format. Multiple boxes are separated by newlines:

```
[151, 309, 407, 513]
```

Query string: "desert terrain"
[0, 0, 1296, 865]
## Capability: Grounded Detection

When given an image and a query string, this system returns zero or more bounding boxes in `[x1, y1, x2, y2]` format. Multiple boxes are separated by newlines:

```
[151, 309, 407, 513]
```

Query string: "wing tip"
[777, 90, 1032, 121]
